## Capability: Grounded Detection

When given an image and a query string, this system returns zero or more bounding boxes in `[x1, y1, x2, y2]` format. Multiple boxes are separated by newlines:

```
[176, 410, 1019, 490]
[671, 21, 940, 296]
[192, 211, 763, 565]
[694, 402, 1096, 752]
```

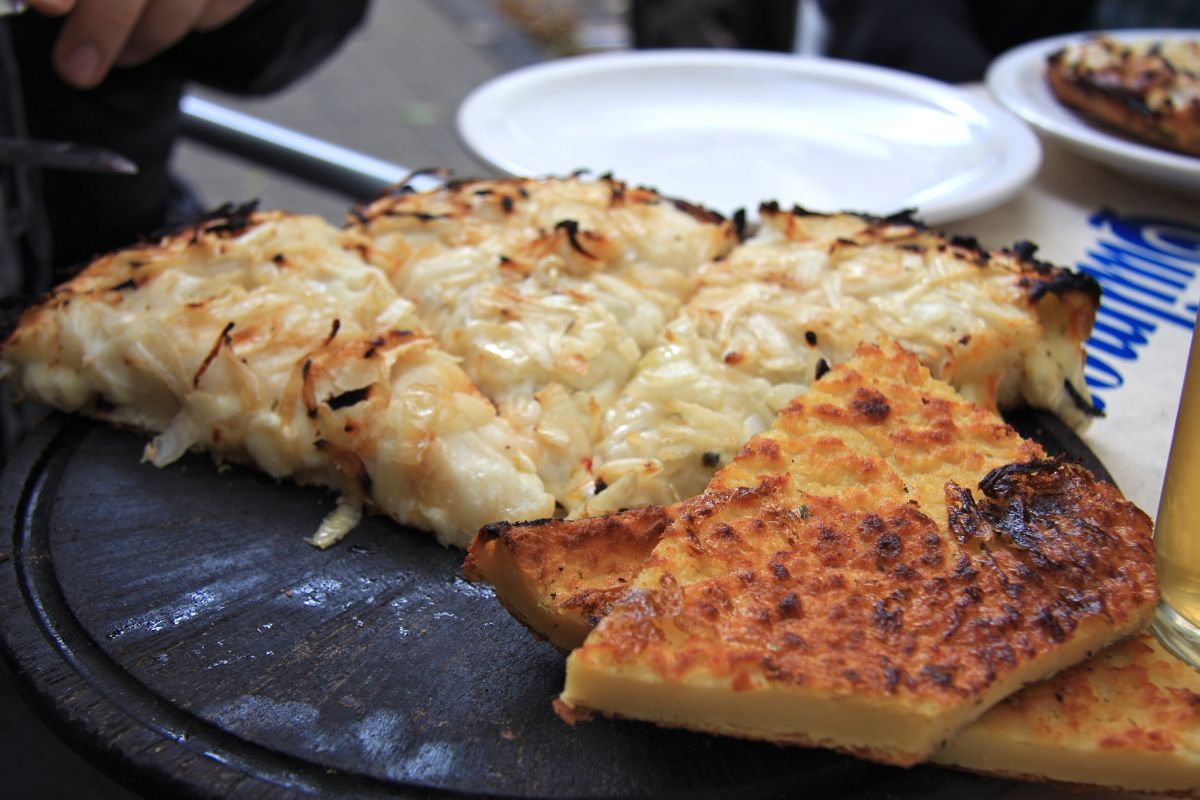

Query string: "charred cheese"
[550, 342, 1156, 766]
[0, 208, 555, 547]
[574, 206, 1100, 517]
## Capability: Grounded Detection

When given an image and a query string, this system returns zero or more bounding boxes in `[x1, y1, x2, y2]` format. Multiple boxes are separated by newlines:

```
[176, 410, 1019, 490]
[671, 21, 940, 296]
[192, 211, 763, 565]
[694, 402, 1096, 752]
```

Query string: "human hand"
[26, 0, 256, 89]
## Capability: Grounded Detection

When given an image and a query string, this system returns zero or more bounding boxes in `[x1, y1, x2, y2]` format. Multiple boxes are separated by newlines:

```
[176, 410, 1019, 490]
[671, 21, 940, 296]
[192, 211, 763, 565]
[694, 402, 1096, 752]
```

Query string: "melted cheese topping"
[354, 177, 737, 502]
[576, 208, 1097, 516]
[2, 179, 1101, 551]
[0, 211, 554, 547]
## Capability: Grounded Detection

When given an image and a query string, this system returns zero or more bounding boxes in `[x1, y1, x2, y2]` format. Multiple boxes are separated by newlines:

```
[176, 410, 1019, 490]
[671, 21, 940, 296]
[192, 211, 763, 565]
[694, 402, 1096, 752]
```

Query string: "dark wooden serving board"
[0, 411, 1106, 799]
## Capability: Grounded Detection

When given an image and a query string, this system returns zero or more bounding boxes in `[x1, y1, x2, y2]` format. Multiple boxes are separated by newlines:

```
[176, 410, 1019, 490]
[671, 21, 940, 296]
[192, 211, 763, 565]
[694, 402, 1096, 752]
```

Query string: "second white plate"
[987, 29, 1200, 194]
[458, 50, 1040, 223]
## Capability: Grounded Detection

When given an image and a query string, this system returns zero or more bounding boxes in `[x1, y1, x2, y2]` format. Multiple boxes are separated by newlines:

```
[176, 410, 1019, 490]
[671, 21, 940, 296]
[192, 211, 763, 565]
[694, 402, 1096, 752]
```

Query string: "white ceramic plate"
[987, 29, 1200, 194]
[458, 50, 1040, 223]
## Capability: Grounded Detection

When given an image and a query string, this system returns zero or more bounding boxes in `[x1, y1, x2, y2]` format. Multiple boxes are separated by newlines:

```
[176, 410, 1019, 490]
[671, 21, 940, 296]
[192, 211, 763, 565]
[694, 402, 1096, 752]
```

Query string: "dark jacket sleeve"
[819, 0, 988, 83]
[817, 0, 1096, 83]
[166, 0, 371, 95]
[11, 1, 370, 271]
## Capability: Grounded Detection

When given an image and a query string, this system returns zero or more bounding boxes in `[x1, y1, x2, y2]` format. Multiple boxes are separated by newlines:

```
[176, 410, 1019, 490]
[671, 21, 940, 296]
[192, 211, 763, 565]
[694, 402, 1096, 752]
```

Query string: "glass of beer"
[1151, 320, 1200, 668]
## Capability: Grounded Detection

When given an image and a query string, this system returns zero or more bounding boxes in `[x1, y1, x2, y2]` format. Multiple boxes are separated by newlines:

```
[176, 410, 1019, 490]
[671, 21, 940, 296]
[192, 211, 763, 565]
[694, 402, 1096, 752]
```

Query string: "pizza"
[0, 175, 1172, 790]
[573, 204, 1100, 518]
[0, 207, 555, 548]
[350, 176, 738, 506]
[1046, 35, 1200, 156]
[472, 517, 1193, 792]
[354, 179, 1100, 525]
[2, 176, 1100, 550]
[473, 342, 1158, 767]
[935, 632, 1200, 795]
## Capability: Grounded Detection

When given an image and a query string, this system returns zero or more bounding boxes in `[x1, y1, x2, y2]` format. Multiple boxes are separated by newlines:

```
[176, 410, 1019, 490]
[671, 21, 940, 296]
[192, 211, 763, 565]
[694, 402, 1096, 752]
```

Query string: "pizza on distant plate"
[1047, 35, 1200, 156]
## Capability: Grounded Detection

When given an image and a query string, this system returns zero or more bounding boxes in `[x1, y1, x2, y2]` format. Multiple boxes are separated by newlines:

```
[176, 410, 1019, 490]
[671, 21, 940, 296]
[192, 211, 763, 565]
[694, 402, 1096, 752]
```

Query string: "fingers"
[25, 0, 75, 16]
[44, 0, 256, 89]
[50, 0, 147, 89]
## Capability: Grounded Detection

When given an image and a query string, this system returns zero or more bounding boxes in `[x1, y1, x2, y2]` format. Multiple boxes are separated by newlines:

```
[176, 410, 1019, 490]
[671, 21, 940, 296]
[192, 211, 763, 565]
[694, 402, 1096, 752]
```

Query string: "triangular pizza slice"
[0, 209, 555, 547]
[471, 341, 1157, 766]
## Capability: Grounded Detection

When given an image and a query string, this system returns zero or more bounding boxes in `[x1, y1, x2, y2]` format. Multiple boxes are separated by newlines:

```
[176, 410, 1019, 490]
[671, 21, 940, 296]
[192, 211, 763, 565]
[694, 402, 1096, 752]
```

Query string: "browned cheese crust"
[464, 506, 672, 651]
[1047, 36, 1200, 156]
[936, 632, 1200, 796]
[558, 342, 1158, 765]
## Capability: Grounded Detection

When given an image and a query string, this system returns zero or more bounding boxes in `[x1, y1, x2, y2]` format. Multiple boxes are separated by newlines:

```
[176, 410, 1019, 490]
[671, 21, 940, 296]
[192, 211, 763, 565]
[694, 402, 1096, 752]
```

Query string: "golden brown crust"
[588, 462, 1154, 703]
[464, 506, 671, 650]
[1046, 37, 1200, 156]
[559, 342, 1158, 765]
[936, 633, 1200, 796]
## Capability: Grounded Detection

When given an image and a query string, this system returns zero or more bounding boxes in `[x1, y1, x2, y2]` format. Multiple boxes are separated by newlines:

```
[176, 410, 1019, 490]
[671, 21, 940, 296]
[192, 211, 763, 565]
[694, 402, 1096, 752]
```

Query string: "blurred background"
[173, 0, 576, 223]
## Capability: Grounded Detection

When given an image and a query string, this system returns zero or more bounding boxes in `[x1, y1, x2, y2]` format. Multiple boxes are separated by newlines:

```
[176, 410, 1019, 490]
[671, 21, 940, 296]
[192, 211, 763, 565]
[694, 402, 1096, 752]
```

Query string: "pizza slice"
[465, 505, 674, 651]
[1047, 35, 1200, 157]
[935, 632, 1200, 796]
[471, 341, 1157, 766]
[0, 208, 555, 547]
[353, 176, 737, 505]
[573, 205, 1100, 517]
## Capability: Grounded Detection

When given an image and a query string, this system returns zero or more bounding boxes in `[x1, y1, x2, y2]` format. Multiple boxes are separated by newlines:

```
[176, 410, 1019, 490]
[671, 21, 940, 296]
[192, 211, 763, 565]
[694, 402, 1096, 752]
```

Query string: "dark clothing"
[632, 0, 798, 53]
[0, 1, 368, 454]
[0, 24, 50, 299]
[9, 0, 369, 279]
[817, 0, 1096, 83]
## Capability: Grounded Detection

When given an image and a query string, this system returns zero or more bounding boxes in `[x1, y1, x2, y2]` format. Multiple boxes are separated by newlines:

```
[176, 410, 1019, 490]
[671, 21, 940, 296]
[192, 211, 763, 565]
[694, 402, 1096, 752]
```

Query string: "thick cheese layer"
[355, 177, 737, 503]
[576, 207, 1099, 516]
[0, 210, 554, 547]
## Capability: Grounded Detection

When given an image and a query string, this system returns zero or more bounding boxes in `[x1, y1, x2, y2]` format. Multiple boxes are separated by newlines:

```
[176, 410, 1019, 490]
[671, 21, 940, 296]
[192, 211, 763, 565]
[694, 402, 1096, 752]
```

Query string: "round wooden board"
[0, 412, 1099, 798]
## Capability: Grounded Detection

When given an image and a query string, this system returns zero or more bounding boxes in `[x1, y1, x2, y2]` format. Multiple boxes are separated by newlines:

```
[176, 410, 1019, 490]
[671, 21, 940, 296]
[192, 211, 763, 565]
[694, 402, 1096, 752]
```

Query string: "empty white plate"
[987, 29, 1200, 194]
[458, 49, 1041, 223]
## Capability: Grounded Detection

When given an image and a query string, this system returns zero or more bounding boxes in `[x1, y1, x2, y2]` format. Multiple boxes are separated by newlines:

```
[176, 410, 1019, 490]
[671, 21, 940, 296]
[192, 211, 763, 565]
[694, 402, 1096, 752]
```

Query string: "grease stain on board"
[355, 708, 405, 760]
[208, 693, 319, 734]
[401, 740, 461, 783]
[107, 572, 269, 641]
